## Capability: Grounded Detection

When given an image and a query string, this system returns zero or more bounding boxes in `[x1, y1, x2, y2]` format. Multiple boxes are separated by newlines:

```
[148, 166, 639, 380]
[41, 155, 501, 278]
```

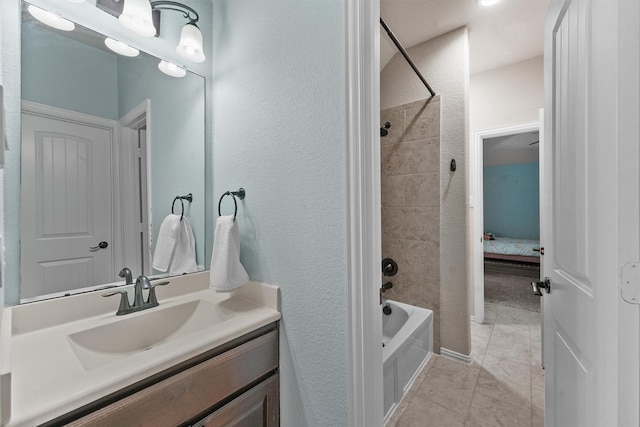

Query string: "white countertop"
[2, 272, 280, 426]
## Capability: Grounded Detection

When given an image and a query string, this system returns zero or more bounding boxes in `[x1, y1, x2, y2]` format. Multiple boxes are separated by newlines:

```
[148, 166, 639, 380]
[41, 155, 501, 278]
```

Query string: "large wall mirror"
[18, 1, 206, 302]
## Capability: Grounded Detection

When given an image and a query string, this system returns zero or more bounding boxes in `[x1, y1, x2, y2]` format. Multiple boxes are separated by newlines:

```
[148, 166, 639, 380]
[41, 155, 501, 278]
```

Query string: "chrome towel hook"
[218, 188, 246, 221]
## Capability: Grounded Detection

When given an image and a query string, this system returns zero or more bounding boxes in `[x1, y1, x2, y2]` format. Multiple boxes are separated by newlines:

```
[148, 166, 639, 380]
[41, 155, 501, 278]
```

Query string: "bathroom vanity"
[1, 272, 281, 426]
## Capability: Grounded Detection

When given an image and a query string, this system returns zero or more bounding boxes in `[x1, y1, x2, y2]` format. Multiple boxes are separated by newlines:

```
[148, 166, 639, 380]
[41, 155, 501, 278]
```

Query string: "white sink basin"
[68, 299, 233, 370]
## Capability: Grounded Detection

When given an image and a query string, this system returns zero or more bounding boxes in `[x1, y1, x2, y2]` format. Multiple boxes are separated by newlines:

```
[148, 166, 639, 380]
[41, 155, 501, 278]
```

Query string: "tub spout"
[380, 281, 393, 304]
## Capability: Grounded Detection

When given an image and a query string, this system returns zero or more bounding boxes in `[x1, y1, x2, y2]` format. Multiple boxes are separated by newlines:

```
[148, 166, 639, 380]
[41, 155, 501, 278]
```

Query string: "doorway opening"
[472, 122, 541, 323]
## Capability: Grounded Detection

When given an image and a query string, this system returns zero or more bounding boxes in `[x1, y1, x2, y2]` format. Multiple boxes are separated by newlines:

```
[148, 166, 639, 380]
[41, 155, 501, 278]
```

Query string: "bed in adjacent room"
[483, 236, 541, 264]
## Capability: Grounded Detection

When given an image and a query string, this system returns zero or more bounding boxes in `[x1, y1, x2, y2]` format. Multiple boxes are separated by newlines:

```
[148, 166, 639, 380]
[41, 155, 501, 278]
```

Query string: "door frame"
[345, 0, 383, 426]
[471, 121, 540, 324]
[118, 99, 152, 276]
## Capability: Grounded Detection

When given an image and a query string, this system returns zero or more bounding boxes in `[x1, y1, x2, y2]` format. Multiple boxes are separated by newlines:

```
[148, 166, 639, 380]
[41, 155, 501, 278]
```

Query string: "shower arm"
[380, 18, 436, 98]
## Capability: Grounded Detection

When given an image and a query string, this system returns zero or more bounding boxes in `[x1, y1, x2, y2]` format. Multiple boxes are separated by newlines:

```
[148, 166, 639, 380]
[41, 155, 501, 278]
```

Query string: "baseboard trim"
[440, 347, 473, 365]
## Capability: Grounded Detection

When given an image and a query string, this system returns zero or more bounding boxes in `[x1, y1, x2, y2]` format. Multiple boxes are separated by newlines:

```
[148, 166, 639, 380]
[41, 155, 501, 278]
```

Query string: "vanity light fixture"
[477, 0, 502, 6]
[104, 0, 206, 63]
[175, 20, 206, 63]
[119, 0, 157, 37]
[27, 5, 75, 32]
[158, 60, 187, 78]
[105, 38, 140, 57]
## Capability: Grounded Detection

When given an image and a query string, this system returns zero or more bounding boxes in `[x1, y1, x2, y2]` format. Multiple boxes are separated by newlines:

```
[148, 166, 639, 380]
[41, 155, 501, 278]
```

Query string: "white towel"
[209, 215, 249, 292]
[153, 214, 198, 274]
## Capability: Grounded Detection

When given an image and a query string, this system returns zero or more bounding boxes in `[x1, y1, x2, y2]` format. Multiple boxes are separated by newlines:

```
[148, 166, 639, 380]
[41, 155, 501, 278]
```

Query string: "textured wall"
[381, 27, 471, 356]
[484, 163, 540, 240]
[470, 56, 543, 135]
[380, 97, 442, 352]
[210, 1, 348, 426]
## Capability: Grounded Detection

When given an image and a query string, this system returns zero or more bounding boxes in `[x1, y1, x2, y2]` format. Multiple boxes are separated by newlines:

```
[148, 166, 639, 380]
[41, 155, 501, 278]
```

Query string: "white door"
[21, 109, 114, 299]
[543, 0, 639, 425]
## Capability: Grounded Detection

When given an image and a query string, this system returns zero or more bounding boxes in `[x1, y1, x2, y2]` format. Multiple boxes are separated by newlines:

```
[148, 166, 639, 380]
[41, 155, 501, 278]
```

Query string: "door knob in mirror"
[90, 241, 109, 250]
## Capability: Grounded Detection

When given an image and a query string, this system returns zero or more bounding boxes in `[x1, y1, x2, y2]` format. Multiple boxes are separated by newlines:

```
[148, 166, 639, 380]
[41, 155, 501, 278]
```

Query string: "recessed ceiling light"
[158, 60, 186, 78]
[477, 0, 501, 7]
[27, 5, 75, 31]
[105, 38, 140, 57]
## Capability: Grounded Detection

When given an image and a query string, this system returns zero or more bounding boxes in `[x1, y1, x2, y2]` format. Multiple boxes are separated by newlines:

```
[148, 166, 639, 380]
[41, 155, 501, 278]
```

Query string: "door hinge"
[621, 262, 640, 304]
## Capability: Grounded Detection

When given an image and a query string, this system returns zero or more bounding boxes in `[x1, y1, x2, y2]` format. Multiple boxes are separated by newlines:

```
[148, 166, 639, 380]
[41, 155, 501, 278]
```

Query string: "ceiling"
[483, 131, 539, 166]
[380, 0, 550, 75]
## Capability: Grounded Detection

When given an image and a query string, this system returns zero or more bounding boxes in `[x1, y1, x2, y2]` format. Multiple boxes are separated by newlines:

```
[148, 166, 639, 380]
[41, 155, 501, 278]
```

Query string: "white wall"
[470, 56, 543, 134]
[381, 27, 471, 356]
[211, 1, 348, 426]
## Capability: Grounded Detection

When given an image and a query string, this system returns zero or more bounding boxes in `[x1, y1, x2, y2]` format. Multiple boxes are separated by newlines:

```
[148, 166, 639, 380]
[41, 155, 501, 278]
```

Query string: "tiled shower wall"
[381, 96, 441, 352]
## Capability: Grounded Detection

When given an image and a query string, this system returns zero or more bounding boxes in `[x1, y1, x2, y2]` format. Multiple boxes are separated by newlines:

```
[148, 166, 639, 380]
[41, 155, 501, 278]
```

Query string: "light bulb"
[477, 0, 501, 6]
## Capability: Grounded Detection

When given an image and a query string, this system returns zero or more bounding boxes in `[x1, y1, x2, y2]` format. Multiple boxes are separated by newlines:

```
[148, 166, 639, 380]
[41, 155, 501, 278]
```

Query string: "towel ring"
[171, 193, 193, 221]
[172, 197, 185, 220]
[218, 191, 238, 221]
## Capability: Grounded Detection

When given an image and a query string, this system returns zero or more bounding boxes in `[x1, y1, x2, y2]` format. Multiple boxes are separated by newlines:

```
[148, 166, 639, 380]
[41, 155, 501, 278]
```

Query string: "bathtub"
[382, 300, 433, 422]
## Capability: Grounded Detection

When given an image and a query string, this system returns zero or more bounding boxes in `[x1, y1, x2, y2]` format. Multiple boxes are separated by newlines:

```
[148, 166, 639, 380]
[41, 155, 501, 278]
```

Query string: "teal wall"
[211, 1, 348, 425]
[21, 25, 119, 120]
[484, 162, 540, 240]
[2, 0, 22, 305]
[117, 54, 206, 269]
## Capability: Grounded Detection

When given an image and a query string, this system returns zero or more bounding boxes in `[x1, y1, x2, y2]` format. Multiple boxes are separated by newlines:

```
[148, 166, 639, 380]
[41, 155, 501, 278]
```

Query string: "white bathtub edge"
[440, 347, 473, 365]
[383, 352, 433, 426]
[382, 301, 432, 362]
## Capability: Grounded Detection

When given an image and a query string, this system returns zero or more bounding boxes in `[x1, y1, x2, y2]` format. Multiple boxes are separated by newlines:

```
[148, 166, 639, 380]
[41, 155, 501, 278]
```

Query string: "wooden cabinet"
[191, 374, 279, 427]
[51, 324, 279, 427]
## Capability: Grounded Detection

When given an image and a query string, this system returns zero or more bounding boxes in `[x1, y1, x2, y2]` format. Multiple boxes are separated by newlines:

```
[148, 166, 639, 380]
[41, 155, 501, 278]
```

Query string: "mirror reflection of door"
[21, 104, 115, 299]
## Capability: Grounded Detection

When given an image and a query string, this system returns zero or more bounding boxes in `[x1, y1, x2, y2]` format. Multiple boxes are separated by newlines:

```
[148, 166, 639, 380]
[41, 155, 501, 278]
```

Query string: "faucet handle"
[102, 290, 131, 315]
[146, 281, 170, 307]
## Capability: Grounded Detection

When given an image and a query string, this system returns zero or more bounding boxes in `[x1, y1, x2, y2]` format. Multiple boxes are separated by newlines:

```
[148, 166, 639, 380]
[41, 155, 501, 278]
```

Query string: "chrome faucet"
[103, 270, 170, 315]
[119, 267, 133, 286]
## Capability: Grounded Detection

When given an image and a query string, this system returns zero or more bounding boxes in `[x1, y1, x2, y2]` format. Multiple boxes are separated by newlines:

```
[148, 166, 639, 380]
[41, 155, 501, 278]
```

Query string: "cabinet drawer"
[192, 374, 279, 427]
[66, 329, 278, 427]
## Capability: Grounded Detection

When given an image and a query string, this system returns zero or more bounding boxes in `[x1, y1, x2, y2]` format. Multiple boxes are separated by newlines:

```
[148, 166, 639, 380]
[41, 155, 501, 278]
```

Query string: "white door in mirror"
[21, 107, 114, 299]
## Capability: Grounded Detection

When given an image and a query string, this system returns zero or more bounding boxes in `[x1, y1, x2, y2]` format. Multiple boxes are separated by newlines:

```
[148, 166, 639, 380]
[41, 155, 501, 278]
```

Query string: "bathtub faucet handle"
[381, 281, 393, 292]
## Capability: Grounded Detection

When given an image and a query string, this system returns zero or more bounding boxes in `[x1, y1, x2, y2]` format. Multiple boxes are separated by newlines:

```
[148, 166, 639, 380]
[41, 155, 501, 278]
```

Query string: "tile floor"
[387, 302, 544, 427]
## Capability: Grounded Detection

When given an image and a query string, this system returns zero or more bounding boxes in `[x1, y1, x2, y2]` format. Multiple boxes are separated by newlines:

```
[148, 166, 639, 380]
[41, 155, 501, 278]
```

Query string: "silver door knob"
[90, 241, 109, 250]
[531, 277, 551, 296]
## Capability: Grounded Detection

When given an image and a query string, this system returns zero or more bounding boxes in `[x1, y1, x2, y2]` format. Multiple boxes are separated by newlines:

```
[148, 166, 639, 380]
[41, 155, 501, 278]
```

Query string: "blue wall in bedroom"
[484, 162, 540, 240]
